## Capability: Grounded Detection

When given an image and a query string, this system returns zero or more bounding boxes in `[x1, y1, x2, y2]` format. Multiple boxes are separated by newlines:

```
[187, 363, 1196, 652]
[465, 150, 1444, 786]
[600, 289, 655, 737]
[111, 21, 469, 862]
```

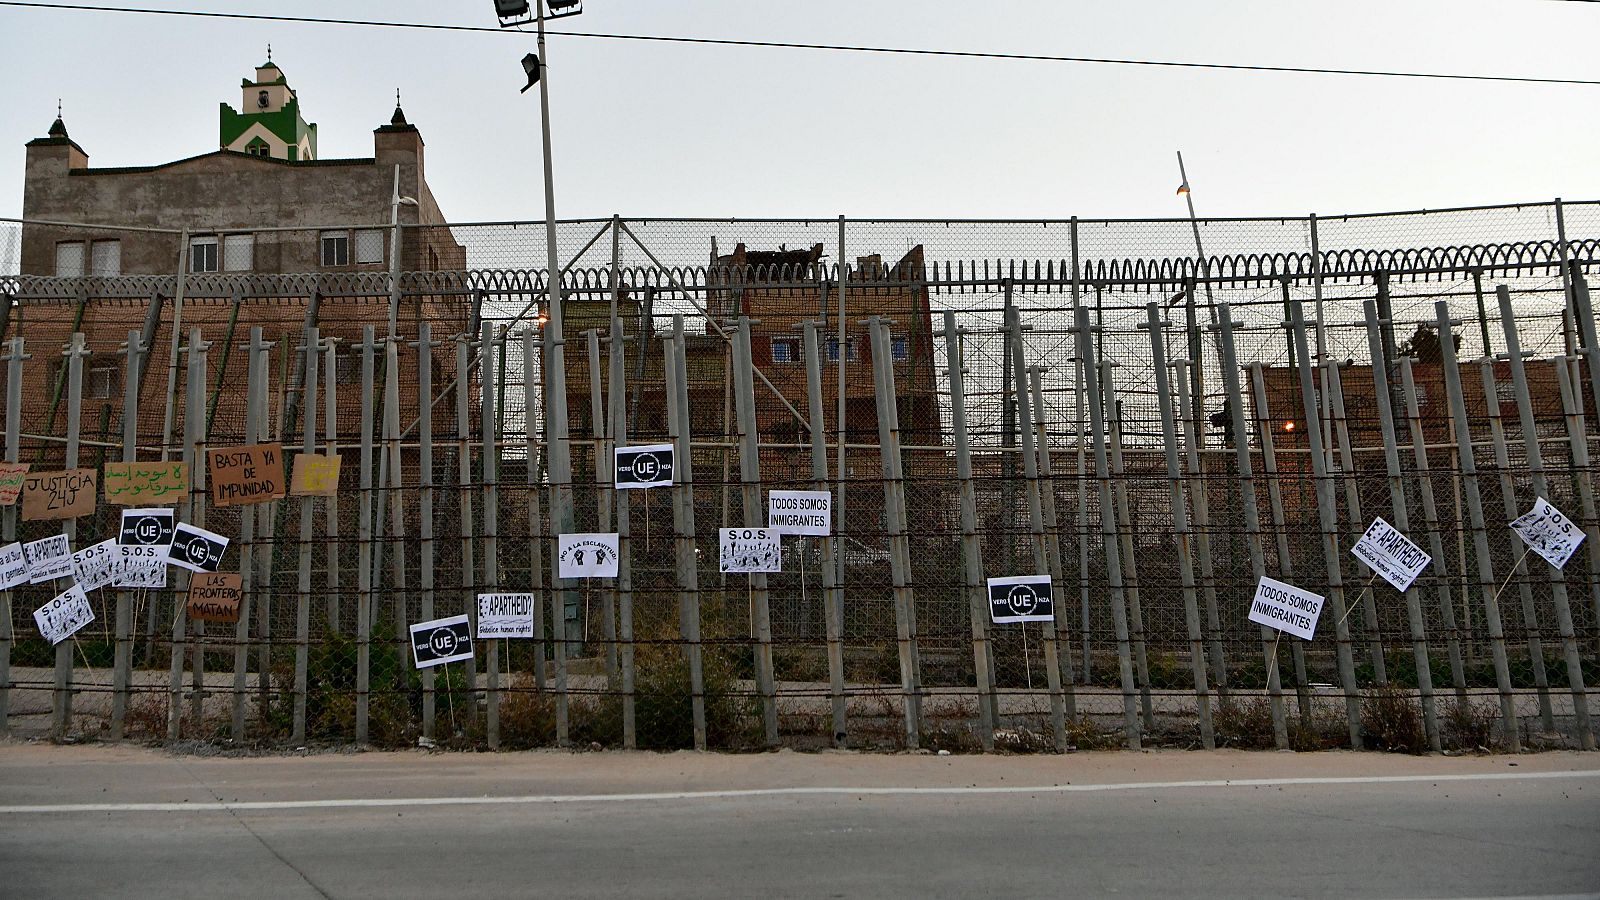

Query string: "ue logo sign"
[120, 508, 176, 547]
[410, 614, 474, 669]
[986, 575, 1054, 624]
[614, 443, 674, 489]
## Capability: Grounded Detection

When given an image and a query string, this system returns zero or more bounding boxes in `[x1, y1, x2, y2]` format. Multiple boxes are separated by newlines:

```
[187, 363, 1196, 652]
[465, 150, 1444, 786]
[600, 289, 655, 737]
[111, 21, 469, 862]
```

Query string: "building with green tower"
[219, 55, 318, 161]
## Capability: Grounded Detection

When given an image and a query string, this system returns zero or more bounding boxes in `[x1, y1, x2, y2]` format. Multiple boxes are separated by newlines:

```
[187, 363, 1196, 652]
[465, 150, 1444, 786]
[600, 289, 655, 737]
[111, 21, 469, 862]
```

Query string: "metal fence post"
[607, 316, 637, 749]
[0, 338, 21, 734]
[733, 316, 781, 747]
[1552, 355, 1600, 660]
[542, 325, 568, 746]
[1496, 286, 1593, 749]
[518, 327, 546, 695]
[416, 323, 440, 741]
[110, 330, 141, 739]
[1102, 359, 1154, 732]
[1324, 358, 1387, 683]
[233, 327, 265, 742]
[168, 327, 207, 742]
[1173, 358, 1229, 703]
[1433, 300, 1520, 748]
[354, 326, 377, 746]
[1478, 360, 1554, 732]
[1145, 306, 1214, 747]
[1213, 303, 1290, 749]
[51, 333, 88, 741]
[1285, 297, 1362, 747]
[480, 322, 501, 750]
[666, 317, 706, 749]
[455, 332, 481, 733]
[323, 339, 342, 636]
[803, 320, 848, 747]
[1027, 366, 1078, 723]
[587, 328, 618, 680]
[291, 329, 319, 745]
[1074, 306, 1140, 748]
[1361, 300, 1440, 750]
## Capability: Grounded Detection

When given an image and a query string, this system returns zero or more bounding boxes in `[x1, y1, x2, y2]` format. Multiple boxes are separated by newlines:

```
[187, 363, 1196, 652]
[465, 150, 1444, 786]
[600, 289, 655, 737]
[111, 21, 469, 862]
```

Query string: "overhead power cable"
[1, 0, 1598, 86]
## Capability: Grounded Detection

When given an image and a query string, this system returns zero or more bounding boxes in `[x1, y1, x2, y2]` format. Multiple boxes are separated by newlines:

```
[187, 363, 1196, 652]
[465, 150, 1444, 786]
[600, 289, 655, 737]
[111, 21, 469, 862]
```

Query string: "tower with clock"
[219, 48, 318, 161]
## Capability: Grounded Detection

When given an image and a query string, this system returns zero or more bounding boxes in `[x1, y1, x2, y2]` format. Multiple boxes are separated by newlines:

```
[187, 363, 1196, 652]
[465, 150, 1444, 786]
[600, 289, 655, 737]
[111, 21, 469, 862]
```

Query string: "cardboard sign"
[34, 584, 93, 645]
[1248, 576, 1326, 641]
[1510, 497, 1586, 569]
[768, 490, 832, 536]
[112, 545, 167, 589]
[70, 538, 120, 593]
[0, 462, 30, 505]
[119, 507, 176, 547]
[187, 572, 243, 623]
[0, 542, 29, 589]
[477, 593, 537, 639]
[289, 453, 342, 496]
[987, 574, 1055, 623]
[23, 534, 73, 583]
[21, 468, 97, 521]
[207, 443, 286, 507]
[614, 443, 675, 489]
[557, 533, 620, 579]
[410, 614, 474, 668]
[102, 461, 188, 506]
[719, 527, 781, 574]
[1350, 516, 1432, 593]
[164, 523, 229, 573]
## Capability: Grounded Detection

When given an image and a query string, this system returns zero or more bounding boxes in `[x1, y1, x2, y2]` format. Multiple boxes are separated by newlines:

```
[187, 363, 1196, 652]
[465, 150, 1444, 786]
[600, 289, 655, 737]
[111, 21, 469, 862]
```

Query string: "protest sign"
[207, 443, 286, 507]
[1350, 516, 1432, 592]
[986, 574, 1055, 624]
[289, 453, 342, 496]
[614, 443, 674, 489]
[0, 542, 29, 589]
[768, 490, 832, 536]
[1248, 576, 1326, 641]
[410, 614, 474, 668]
[119, 507, 175, 547]
[1510, 497, 1586, 569]
[112, 545, 167, 589]
[557, 533, 620, 579]
[71, 538, 120, 592]
[164, 523, 229, 573]
[477, 593, 537, 639]
[33, 584, 93, 645]
[719, 528, 781, 574]
[21, 468, 97, 521]
[187, 573, 243, 623]
[24, 534, 72, 583]
[0, 462, 30, 505]
[102, 461, 188, 506]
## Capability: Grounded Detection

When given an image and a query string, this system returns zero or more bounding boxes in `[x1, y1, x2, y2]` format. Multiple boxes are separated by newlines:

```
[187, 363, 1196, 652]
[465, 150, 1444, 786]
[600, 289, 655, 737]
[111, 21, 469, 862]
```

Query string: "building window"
[772, 339, 798, 363]
[354, 229, 384, 265]
[88, 363, 120, 400]
[89, 240, 121, 277]
[321, 231, 349, 267]
[55, 241, 85, 277]
[826, 337, 857, 362]
[891, 336, 909, 361]
[223, 234, 254, 272]
[246, 138, 270, 157]
[190, 236, 218, 273]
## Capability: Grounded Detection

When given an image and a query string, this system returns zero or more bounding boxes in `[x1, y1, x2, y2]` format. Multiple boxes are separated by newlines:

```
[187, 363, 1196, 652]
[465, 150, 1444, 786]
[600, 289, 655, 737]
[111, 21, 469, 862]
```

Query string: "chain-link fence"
[2, 202, 1598, 753]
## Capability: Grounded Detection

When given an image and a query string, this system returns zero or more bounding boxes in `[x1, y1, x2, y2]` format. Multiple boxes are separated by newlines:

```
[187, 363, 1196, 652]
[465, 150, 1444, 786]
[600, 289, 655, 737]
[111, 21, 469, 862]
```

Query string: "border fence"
[1, 199, 1598, 753]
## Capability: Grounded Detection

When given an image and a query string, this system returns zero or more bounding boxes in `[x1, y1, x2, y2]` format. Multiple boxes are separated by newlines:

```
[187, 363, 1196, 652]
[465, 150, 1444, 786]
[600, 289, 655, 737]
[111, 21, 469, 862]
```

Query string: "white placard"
[34, 584, 94, 645]
[719, 527, 781, 573]
[112, 544, 168, 589]
[24, 534, 73, 584]
[70, 538, 120, 592]
[1510, 497, 1586, 569]
[986, 574, 1055, 624]
[163, 523, 230, 573]
[1247, 576, 1326, 641]
[614, 443, 675, 489]
[409, 614, 474, 669]
[477, 593, 537, 639]
[767, 490, 832, 536]
[0, 542, 29, 589]
[557, 533, 620, 579]
[1350, 516, 1432, 593]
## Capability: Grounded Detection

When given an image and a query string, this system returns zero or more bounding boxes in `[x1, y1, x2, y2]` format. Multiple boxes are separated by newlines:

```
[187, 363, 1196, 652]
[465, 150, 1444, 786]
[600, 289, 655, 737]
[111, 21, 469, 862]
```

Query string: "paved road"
[1, 744, 1596, 899]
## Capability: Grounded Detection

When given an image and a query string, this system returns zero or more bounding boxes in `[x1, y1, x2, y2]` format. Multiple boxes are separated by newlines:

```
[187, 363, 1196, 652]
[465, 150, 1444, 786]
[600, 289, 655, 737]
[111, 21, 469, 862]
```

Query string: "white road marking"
[1, 768, 1595, 814]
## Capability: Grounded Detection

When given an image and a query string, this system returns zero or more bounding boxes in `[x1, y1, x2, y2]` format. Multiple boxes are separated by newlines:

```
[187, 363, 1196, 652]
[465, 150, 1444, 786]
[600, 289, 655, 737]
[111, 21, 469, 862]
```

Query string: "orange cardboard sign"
[103, 461, 189, 506]
[207, 444, 286, 507]
[21, 469, 98, 521]
[0, 462, 29, 505]
[187, 572, 243, 624]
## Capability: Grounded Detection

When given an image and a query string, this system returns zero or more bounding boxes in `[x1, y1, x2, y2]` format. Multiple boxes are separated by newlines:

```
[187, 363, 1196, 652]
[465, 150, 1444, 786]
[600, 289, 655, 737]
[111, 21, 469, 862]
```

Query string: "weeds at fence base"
[1214, 699, 1348, 751]
[1361, 687, 1427, 754]
[1441, 698, 1499, 752]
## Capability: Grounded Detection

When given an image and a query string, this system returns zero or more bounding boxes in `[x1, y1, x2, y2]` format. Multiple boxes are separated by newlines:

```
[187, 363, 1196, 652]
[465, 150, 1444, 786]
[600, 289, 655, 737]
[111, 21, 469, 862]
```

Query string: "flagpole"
[1176, 151, 1217, 439]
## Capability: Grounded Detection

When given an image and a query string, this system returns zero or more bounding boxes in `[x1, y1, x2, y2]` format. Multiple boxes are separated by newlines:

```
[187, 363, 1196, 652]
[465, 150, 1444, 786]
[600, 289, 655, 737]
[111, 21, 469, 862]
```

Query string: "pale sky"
[1, 0, 1596, 224]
